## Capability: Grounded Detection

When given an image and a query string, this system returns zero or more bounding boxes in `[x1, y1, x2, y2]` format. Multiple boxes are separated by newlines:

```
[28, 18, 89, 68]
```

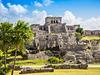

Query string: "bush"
[0, 50, 3, 67]
[0, 68, 4, 75]
[0, 66, 10, 75]
[48, 57, 64, 64]
[0, 50, 3, 59]
[59, 59, 64, 63]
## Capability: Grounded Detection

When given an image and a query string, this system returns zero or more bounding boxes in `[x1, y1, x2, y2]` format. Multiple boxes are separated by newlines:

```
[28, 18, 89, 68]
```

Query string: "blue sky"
[0, 0, 100, 30]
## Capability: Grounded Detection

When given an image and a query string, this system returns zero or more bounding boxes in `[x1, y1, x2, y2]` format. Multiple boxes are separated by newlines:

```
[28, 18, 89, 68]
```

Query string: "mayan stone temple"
[26, 17, 100, 64]
[31, 17, 79, 50]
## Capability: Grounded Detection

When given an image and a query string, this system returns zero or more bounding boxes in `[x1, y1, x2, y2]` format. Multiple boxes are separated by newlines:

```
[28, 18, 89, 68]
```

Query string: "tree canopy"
[0, 21, 34, 75]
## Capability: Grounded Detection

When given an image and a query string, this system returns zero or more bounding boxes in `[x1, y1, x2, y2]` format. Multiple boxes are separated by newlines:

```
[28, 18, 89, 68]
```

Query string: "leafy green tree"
[75, 32, 82, 44]
[0, 22, 13, 75]
[11, 20, 33, 75]
[76, 27, 84, 35]
[75, 27, 84, 44]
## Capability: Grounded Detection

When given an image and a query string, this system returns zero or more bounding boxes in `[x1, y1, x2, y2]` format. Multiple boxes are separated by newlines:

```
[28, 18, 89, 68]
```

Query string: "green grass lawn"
[7, 56, 100, 75]
[81, 36, 100, 41]
[7, 68, 100, 75]
[7, 59, 100, 75]
[9, 59, 48, 66]
[8, 55, 22, 59]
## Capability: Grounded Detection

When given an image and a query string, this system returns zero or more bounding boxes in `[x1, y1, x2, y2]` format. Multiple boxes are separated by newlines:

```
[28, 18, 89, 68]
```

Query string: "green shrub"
[0, 50, 3, 59]
[0, 66, 10, 75]
[48, 57, 64, 64]
[59, 59, 64, 63]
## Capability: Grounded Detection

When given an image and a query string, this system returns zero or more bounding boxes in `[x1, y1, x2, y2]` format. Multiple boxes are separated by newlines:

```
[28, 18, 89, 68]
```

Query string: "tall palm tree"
[0, 22, 13, 75]
[11, 20, 33, 75]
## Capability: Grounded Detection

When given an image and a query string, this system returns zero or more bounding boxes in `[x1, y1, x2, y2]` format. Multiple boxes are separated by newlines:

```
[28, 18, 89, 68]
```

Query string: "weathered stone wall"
[28, 51, 49, 60]
[43, 64, 88, 69]
[45, 17, 62, 24]
[93, 50, 100, 62]
[20, 68, 54, 74]
[50, 24, 66, 33]
[84, 30, 100, 36]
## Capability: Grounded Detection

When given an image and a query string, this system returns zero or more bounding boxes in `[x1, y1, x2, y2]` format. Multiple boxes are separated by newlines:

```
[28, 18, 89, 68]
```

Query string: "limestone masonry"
[27, 17, 100, 64]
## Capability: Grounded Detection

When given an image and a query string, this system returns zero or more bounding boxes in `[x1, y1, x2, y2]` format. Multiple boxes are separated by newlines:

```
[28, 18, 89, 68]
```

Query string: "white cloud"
[82, 17, 100, 30]
[32, 10, 47, 24]
[62, 11, 82, 25]
[34, 1, 43, 7]
[34, 0, 54, 7]
[0, 10, 48, 24]
[43, 0, 54, 6]
[0, 2, 8, 15]
[62, 10, 100, 30]
[0, 2, 28, 23]
[0, 2, 27, 16]
[7, 3, 27, 15]
[0, 16, 8, 22]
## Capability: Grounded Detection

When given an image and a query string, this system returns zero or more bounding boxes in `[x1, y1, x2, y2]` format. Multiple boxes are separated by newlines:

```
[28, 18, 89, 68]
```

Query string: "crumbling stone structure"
[31, 17, 79, 50]
[28, 17, 100, 63]
[84, 30, 100, 36]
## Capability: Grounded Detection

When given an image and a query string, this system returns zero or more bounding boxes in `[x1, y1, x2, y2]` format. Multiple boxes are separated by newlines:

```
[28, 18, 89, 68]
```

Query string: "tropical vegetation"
[0, 21, 33, 75]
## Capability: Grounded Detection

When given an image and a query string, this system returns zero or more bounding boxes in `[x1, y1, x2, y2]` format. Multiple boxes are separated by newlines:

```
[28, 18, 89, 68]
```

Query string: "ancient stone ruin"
[26, 16, 100, 64]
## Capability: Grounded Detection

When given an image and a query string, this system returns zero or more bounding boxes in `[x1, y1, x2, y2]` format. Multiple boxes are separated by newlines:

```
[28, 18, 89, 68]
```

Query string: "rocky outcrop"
[63, 53, 76, 64]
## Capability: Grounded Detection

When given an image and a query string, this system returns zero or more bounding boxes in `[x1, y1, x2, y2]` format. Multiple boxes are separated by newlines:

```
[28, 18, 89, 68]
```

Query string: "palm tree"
[0, 22, 13, 75]
[11, 20, 33, 75]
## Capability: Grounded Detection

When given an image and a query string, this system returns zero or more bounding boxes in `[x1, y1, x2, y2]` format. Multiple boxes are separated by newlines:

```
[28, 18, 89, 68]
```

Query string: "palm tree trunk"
[3, 41, 6, 75]
[11, 47, 18, 75]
